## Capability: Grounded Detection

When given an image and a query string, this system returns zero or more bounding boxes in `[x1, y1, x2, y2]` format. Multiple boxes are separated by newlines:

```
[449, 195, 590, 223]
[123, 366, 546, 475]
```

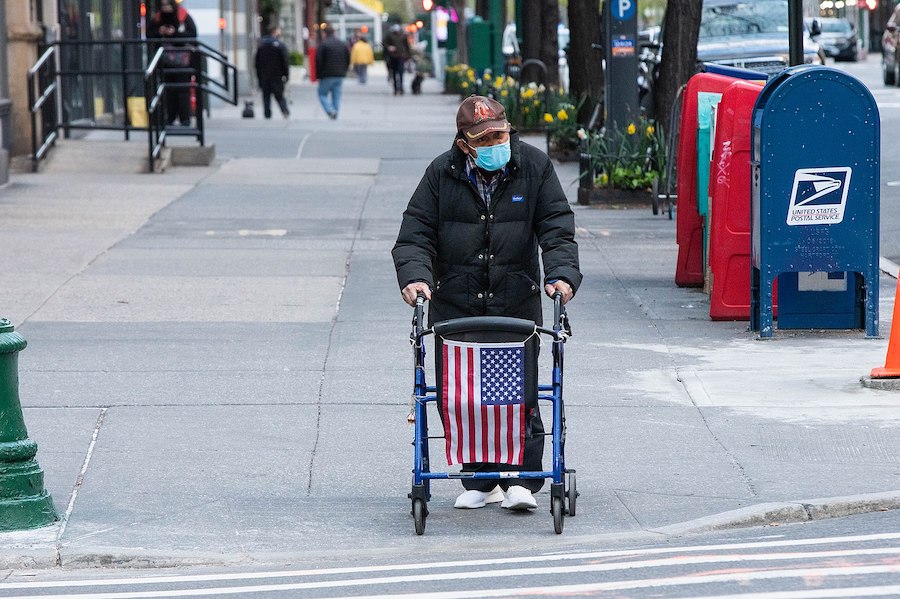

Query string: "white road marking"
[670, 585, 900, 599]
[236, 229, 287, 236]
[296, 133, 311, 158]
[6, 565, 899, 599]
[4, 532, 900, 590]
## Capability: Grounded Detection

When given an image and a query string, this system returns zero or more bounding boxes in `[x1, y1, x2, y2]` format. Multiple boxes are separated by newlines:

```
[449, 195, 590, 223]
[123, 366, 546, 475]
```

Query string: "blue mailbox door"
[750, 66, 879, 338]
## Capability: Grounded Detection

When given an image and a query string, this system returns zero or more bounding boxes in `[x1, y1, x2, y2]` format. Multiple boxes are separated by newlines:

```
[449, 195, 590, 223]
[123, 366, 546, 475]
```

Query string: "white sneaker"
[501, 485, 537, 510]
[454, 489, 491, 509]
[485, 485, 505, 504]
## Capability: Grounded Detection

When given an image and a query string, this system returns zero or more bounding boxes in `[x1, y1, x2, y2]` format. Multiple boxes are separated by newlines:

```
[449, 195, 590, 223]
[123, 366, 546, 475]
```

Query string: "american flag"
[441, 340, 526, 466]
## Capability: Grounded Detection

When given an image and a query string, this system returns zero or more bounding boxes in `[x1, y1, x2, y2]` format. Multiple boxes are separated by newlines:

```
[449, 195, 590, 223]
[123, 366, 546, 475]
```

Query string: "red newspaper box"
[707, 80, 777, 320]
[675, 73, 746, 287]
[307, 47, 318, 82]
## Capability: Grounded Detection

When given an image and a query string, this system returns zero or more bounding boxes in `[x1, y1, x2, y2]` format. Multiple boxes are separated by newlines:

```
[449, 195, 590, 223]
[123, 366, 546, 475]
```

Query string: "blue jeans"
[317, 77, 343, 116]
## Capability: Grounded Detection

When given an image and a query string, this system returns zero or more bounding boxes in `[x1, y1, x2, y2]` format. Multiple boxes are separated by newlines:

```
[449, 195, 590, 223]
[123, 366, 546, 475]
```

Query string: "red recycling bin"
[675, 72, 746, 288]
[707, 80, 776, 320]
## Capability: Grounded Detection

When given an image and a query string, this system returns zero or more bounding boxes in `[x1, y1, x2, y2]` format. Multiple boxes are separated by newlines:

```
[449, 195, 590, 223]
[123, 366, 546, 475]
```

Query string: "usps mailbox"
[750, 66, 879, 338]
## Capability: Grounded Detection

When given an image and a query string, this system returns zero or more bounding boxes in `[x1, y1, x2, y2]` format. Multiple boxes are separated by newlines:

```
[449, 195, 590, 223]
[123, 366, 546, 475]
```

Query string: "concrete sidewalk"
[0, 73, 898, 568]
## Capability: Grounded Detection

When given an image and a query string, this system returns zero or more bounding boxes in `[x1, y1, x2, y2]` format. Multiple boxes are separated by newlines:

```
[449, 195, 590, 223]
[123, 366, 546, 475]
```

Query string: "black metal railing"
[28, 39, 238, 173]
[27, 45, 59, 170]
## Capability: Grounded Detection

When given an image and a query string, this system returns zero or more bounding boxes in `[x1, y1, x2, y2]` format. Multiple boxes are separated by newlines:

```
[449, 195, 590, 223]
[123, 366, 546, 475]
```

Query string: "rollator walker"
[408, 292, 577, 534]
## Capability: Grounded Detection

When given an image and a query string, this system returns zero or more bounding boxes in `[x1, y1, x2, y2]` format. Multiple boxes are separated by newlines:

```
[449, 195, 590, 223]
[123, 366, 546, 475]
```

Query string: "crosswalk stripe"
[3, 532, 900, 590]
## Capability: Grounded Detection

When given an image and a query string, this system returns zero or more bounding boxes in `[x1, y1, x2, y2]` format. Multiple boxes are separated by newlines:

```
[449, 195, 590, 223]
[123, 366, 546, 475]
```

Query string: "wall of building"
[6, 0, 43, 157]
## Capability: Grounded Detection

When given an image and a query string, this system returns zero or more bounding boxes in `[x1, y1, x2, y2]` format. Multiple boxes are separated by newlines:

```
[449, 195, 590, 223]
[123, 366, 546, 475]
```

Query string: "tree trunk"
[521, 0, 542, 64]
[451, 0, 468, 65]
[540, 0, 560, 86]
[653, 0, 702, 135]
[567, 0, 603, 125]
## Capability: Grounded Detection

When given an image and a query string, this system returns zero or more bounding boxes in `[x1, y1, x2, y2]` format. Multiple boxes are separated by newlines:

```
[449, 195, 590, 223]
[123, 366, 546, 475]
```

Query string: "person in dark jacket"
[255, 26, 290, 119]
[315, 24, 350, 120]
[149, 0, 198, 126]
[383, 24, 411, 95]
[392, 95, 582, 511]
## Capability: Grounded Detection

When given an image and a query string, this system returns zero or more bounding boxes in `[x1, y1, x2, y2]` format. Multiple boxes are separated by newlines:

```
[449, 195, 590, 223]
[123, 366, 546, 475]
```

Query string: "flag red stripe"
[467, 346, 476, 462]
[506, 403, 514, 464]
[481, 403, 489, 463]
[454, 344, 463, 465]
[517, 406, 525, 465]
[494, 406, 501, 463]
[442, 344, 451, 464]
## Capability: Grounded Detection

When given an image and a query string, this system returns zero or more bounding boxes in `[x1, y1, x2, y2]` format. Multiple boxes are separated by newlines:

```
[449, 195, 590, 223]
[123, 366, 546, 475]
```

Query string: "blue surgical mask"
[470, 140, 511, 172]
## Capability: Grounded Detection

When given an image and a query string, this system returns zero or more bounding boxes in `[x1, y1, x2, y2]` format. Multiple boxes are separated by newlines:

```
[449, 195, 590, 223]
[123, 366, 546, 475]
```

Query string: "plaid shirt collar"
[464, 154, 507, 209]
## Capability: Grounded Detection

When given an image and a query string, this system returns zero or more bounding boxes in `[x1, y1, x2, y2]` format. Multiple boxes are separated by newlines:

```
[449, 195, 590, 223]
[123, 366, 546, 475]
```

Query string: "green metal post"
[488, 0, 503, 73]
[0, 319, 57, 531]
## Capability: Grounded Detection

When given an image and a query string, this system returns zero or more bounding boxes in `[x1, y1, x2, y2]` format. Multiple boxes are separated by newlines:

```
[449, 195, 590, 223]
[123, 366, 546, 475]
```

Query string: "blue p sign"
[612, 0, 636, 20]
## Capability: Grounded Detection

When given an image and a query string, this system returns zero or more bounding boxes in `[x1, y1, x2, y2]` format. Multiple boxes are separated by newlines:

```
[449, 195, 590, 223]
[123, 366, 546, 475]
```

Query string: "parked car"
[697, 0, 825, 77]
[811, 17, 858, 62]
[882, 3, 900, 85]
[501, 23, 569, 91]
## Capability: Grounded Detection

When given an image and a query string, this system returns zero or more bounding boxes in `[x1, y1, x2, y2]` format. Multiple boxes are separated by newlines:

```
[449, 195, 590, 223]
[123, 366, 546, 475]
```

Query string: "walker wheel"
[551, 496, 564, 534]
[413, 498, 427, 535]
[567, 472, 577, 517]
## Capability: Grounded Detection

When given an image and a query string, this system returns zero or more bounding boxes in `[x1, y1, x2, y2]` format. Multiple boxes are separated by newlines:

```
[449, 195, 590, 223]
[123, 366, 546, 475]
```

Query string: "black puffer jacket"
[392, 135, 582, 325]
[315, 36, 350, 79]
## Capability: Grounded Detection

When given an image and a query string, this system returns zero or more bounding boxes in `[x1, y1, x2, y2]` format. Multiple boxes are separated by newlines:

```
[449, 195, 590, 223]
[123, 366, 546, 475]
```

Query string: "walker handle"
[414, 292, 426, 336]
[552, 292, 571, 336]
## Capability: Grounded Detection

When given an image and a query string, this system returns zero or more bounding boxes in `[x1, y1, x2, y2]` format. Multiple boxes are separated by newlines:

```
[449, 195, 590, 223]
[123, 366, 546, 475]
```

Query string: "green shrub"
[289, 51, 304, 66]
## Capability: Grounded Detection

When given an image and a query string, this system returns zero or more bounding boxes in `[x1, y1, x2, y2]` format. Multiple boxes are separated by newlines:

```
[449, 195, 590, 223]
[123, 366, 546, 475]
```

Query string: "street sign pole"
[603, 0, 640, 133]
[788, 0, 804, 66]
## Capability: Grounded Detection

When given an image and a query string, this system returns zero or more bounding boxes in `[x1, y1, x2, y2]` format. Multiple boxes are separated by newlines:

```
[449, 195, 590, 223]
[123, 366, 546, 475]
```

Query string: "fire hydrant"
[0, 319, 57, 530]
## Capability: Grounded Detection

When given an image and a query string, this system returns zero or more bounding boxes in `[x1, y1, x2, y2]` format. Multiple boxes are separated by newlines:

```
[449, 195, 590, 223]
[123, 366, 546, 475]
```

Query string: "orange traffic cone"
[871, 276, 900, 378]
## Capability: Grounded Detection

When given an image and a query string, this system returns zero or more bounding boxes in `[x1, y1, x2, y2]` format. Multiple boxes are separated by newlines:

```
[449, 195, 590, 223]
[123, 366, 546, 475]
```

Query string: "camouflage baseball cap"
[456, 95, 510, 141]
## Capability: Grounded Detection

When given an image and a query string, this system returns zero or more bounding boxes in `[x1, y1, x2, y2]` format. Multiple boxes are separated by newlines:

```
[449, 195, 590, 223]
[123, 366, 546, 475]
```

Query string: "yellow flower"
[524, 107, 530, 114]
[461, 81, 468, 88]
[522, 88, 535, 99]
[543, 113, 554, 123]
[627, 123, 637, 135]
[646, 125, 655, 136]
[598, 173, 609, 185]
[556, 109, 568, 121]
[500, 89, 508, 97]
[494, 76, 504, 87]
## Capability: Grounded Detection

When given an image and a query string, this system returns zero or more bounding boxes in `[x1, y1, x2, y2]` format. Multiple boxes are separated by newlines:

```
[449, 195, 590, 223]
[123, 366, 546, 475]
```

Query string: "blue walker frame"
[408, 293, 576, 534]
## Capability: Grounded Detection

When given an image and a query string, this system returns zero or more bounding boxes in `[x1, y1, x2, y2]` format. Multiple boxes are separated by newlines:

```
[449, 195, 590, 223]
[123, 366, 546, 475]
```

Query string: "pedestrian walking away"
[315, 24, 350, 120]
[148, 0, 198, 127]
[392, 95, 582, 511]
[254, 25, 291, 119]
[383, 23, 411, 95]
[350, 35, 375, 84]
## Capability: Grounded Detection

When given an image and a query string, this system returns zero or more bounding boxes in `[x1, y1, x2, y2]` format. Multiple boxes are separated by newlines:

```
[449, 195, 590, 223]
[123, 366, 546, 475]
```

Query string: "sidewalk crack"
[677, 368, 758, 498]
[305, 181, 374, 496]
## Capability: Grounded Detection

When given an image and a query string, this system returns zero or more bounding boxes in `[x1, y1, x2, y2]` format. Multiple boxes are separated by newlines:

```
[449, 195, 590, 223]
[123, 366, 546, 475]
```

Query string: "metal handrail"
[28, 38, 238, 173]
[28, 45, 59, 172]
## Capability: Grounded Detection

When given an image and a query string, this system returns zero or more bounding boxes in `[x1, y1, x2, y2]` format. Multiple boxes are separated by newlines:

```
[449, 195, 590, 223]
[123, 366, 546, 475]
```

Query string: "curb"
[1, 490, 898, 569]
[650, 489, 900, 537]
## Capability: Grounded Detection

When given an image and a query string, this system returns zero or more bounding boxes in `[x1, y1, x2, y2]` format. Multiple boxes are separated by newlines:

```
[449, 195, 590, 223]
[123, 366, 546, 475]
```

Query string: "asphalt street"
[0, 58, 898, 570]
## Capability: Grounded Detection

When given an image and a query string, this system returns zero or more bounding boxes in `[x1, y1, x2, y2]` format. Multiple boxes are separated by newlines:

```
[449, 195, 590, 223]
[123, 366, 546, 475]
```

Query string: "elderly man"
[392, 95, 582, 510]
